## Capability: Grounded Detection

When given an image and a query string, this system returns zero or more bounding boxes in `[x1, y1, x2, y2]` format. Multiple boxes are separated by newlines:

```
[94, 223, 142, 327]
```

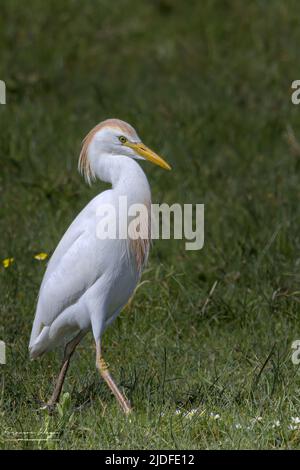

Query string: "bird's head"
[79, 118, 171, 184]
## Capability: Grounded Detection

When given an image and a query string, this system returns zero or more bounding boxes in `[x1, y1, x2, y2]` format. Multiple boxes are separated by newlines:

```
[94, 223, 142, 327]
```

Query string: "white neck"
[91, 153, 151, 203]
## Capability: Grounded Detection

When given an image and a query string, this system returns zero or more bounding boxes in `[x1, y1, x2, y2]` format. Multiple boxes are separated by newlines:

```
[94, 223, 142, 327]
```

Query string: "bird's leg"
[46, 331, 85, 409]
[96, 340, 132, 415]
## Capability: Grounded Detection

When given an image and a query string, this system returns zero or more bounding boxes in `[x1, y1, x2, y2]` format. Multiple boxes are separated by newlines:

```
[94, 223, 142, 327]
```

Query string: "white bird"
[29, 118, 171, 414]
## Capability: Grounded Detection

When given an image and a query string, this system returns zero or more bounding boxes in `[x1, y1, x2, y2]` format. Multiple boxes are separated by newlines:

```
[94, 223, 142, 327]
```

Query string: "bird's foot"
[39, 402, 57, 414]
[122, 400, 133, 416]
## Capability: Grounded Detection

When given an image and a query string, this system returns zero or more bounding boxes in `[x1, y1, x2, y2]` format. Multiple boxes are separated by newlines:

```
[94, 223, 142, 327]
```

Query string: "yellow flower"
[2, 258, 14, 268]
[34, 252, 48, 261]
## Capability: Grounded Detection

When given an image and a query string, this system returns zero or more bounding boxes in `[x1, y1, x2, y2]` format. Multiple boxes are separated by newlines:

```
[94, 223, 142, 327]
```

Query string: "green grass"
[1, 0, 300, 449]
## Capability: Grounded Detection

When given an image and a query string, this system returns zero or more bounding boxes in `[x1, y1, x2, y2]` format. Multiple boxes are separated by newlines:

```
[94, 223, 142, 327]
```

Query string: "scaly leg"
[96, 340, 132, 415]
[46, 331, 85, 409]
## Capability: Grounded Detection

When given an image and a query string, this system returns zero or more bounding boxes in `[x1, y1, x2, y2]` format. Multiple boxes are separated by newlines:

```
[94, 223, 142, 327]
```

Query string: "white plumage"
[29, 118, 171, 413]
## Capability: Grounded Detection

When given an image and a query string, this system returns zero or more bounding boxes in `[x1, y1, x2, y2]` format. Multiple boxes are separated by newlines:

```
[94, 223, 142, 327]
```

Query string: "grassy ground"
[1, 0, 300, 450]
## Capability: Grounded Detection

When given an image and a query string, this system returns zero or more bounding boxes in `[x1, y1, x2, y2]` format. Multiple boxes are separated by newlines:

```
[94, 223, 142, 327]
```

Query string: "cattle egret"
[29, 119, 171, 414]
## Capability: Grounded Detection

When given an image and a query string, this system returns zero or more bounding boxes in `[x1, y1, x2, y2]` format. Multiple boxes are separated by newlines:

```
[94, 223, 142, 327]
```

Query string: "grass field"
[1, 0, 300, 450]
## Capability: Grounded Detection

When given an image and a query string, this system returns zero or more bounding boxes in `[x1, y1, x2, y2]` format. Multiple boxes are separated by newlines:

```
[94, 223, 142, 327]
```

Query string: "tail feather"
[29, 326, 50, 359]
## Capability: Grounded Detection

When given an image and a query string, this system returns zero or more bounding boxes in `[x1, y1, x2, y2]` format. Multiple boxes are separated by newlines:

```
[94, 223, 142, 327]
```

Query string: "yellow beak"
[125, 142, 171, 171]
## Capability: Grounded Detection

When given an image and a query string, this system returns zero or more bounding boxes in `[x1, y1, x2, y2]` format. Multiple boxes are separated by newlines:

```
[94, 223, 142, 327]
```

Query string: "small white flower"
[288, 424, 299, 431]
[235, 423, 242, 429]
[251, 416, 263, 424]
[175, 409, 181, 415]
[210, 413, 221, 420]
[291, 417, 300, 424]
[272, 420, 280, 428]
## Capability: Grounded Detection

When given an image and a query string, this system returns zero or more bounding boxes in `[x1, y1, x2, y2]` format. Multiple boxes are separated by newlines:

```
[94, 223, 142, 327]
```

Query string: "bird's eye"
[119, 136, 127, 144]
